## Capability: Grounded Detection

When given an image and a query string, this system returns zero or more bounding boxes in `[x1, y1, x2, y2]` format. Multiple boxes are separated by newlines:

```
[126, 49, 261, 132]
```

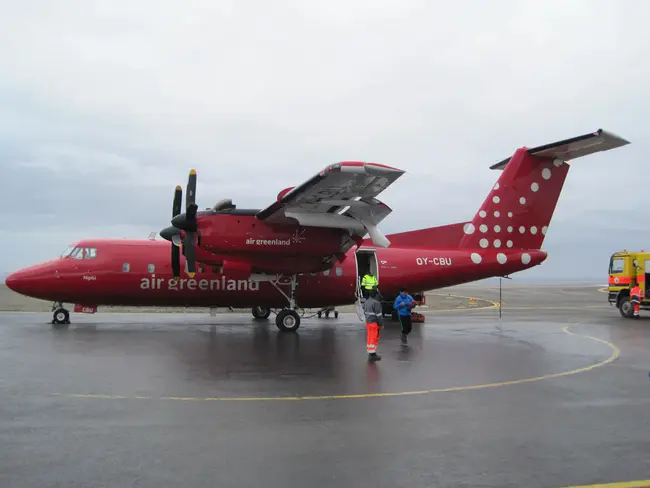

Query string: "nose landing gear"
[51, 302, 70, 326]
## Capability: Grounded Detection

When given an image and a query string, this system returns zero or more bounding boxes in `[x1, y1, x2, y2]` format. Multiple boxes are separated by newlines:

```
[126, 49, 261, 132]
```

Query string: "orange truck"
[607, 250, 649, 317]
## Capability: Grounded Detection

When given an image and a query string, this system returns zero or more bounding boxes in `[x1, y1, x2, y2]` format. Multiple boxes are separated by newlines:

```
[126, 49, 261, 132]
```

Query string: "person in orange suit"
[630, 281, 643, 318]
[362, 288, 383, 361]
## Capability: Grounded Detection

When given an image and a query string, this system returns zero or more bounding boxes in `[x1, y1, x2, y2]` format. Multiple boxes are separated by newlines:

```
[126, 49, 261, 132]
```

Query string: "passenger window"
[122, 263, 130, 272]
[335, 267, 343, 276]
[85, 248, 97, 259]
[148, 264, 155, 273]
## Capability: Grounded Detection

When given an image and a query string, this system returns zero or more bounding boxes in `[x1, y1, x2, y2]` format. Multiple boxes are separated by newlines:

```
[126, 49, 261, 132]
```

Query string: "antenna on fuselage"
[499, 275, 511, 319]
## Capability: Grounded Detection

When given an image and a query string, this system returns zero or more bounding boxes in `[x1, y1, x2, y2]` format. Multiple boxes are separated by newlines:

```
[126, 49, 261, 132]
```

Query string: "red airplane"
[6, 129, 629, 331]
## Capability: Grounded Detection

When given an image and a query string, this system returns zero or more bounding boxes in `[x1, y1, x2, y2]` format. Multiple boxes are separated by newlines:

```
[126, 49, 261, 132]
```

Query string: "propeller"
[160, 169, 199, 279]
[171, 185, 182, 278]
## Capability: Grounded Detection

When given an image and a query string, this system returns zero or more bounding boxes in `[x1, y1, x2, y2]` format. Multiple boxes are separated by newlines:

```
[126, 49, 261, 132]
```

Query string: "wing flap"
[256, 162, 404, 247]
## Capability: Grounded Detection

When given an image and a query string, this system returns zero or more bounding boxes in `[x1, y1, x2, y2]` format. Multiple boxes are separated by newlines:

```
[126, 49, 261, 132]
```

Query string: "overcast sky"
[1, 0, 648, 282]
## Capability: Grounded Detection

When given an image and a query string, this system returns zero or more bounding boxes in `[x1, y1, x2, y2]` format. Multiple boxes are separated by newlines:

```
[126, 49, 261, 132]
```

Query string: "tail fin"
[458, 129, 629, 251]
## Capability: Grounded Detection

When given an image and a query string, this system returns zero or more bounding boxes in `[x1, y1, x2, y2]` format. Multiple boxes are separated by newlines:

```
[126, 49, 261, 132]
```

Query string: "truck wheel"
[619, 297, 634, 318]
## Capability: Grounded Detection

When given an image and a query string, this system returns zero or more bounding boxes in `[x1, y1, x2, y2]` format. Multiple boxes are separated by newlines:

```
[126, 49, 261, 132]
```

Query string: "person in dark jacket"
[393, 287, 415, 345]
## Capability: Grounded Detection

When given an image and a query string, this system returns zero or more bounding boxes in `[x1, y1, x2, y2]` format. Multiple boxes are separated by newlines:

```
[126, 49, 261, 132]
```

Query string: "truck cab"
[608, 250, 650, 317]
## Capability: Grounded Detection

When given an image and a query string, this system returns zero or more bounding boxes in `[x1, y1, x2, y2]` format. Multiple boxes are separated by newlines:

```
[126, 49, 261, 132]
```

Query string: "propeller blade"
[185, 231, 196, 278]
[171, 243, 180, 279]
[186, 169, 197, 209]
[172, 185, 182, 218]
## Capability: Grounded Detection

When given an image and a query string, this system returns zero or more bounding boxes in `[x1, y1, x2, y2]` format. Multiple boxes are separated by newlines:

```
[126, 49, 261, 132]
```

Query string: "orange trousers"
[366, 322, 380, 353]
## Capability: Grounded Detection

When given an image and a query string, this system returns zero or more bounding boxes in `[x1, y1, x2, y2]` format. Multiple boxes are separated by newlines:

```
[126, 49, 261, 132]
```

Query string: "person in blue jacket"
[393, 287, 415, 345]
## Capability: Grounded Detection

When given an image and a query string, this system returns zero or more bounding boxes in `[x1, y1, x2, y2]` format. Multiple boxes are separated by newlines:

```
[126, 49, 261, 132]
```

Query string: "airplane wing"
[256, 161, 405, 248]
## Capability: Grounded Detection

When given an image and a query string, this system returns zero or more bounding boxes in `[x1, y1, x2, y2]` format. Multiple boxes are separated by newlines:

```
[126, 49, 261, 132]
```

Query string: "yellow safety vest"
[361, 274, 378, 289]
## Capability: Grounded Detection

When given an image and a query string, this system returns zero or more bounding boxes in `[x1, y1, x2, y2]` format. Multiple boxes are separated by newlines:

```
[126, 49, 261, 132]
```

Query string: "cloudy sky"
[1, 0, 648, 282]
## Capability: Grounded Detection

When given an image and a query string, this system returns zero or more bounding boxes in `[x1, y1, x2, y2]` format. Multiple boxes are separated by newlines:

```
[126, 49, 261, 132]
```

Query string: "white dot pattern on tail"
[494, 239, 501, 248]
[464, 223, 475, 234]
[520, 197, 526, 205]
[542, 226, 548, 235]
[497, 253, 507, 264]
[507, 226, 513, 233]
[480, 239, 489, 248]
[542, 168, 551, 180]
[506, 240, 513, 248]
[479, 210, 487, 218]
[493, 196, 500, 204]
[519, 226, 526, 233]
[521, 253, 531, 264]
[494, 225, 501, 232]
[471, 253, 482, 264]
[531, 226, 537, 234]
[531, 182, 539, 192]
[494, 211, 500, 217]
[480, 224, 487, 233]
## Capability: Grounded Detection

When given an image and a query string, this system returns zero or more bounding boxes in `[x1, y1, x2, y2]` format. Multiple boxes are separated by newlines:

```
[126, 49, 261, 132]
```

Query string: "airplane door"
[354, 249, 379, 299]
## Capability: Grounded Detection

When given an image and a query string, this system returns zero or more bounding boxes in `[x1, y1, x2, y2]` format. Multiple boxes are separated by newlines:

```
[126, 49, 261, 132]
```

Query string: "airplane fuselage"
[6, 238, 546, 309]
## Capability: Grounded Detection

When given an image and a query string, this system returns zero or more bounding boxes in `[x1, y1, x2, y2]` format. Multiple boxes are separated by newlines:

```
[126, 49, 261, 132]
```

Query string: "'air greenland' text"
[140, 276, 259, 291]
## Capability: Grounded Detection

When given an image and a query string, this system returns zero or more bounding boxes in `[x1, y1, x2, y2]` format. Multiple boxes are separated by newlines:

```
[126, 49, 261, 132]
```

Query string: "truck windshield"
[610, 257, 624, 274]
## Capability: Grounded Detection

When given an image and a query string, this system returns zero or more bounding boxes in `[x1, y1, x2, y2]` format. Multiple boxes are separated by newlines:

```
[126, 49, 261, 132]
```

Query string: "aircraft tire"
[252, 307, 271, 320]
[276, 309, 300, 332]
[53, 308, 70, 325]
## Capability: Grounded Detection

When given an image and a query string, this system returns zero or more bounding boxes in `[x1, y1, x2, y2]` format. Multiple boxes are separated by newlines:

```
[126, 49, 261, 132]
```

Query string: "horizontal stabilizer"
[491, 129, 630, 170]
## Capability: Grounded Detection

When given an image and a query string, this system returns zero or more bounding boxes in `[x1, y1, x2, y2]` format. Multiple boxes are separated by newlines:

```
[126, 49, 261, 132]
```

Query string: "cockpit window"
[70, 247, 83, 259]
[61, 246, 76, 257]
[60, 246, 97, 259]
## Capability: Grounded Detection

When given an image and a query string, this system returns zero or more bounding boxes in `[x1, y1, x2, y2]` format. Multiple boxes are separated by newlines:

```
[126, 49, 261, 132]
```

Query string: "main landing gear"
[251, 306, 271, 320]
[269, 275, 301, 333]
[51, 302, 70, 326]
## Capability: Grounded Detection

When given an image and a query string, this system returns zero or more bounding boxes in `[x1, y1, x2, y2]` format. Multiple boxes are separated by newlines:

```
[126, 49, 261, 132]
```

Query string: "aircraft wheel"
[619, 298, 634, 318]
[252, 306, 271, 320]
[276, 309, 300, 332]
[53, 308, 70, 325]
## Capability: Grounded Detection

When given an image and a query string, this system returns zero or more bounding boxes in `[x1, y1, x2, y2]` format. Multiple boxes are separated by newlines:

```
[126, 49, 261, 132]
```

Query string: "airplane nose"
[5, 270, 26, 294]
[5, 271, 20, 293]
[4, 264, 53, 298]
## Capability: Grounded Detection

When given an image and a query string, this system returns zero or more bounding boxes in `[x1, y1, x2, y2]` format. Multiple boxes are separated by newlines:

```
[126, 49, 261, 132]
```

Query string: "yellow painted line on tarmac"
[60, 322, 620, 403]
[422, 304, 608, 314]
[424, 293, 499, 313]
[562, 480, 650, 488]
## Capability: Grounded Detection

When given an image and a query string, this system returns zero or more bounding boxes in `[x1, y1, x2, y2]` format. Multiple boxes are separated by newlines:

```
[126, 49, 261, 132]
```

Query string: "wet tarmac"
[1, 285, 649, 487]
